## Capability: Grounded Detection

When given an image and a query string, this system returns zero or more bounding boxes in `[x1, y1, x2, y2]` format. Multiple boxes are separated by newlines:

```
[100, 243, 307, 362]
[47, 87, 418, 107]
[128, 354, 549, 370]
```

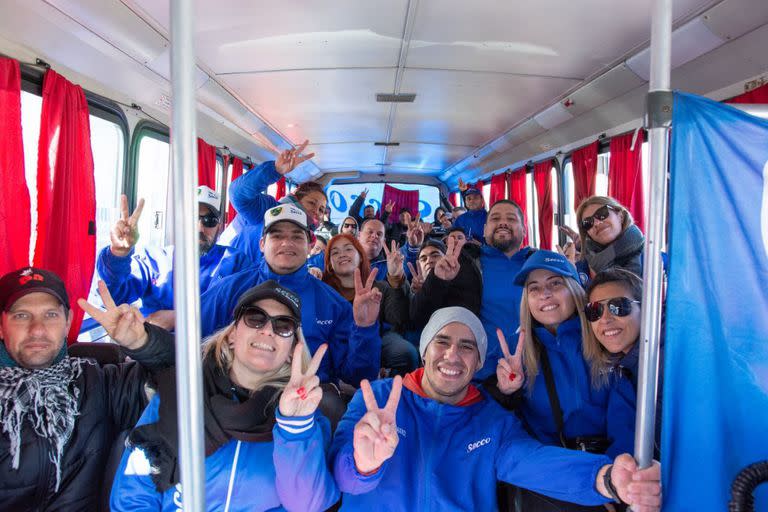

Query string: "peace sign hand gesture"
[77, 280, 148, 350]
[353, 268, 382, 327]
[353, 376, 403, 474]
[382, 240, 404, 279]
[279, 343, 327, 418]
[406, 214, 425, 247]
[406, 262, 424, 294]
[384, 200, 395, 214]
[110, 194, 145, 257]
[496, 328, 525, 395]
[433, 235, 465, 281]
[458, 177, 469, 192]
[275, 139, 315, 175]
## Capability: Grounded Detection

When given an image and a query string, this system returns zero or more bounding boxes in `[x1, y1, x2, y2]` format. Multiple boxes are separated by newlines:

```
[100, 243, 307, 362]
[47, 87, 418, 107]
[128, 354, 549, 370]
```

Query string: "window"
[481, 182, 491, 207]
[20, 91, 42, 262]
[134, 127, 170, 248]
[526, 172, 537, 247]
[325, 182, 441, 225]
[550, 167, 559, 248]
[562, 152, 610, 235]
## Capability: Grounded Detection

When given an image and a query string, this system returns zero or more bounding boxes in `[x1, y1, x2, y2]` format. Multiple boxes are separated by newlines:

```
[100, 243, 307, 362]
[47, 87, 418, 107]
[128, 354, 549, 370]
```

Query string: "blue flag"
[664, 92, 768, 509]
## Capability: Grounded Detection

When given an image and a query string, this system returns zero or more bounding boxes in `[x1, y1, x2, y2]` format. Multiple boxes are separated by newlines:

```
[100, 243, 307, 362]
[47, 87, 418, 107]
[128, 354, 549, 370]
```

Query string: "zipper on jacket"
[423, 405, 442, 510]
[223, 440, 242, 512]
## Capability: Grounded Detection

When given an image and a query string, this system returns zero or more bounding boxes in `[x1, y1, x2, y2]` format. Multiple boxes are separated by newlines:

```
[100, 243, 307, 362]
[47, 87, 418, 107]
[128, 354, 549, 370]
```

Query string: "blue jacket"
[453, 208, 487, 243]
[476, 245, 534, 380]
[96, 244, 250, 315]
[331, 378, 612, 510]
[200, 260, 381, 386]
[519, 316, 634, 458]
[226, 161, 282, 264]
[111, 395, 338, 512]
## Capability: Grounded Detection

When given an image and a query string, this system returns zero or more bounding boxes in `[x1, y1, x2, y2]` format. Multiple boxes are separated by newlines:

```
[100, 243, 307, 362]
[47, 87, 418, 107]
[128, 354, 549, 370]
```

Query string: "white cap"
[197, 186, 221, 217]
[263, 204, 311, 237]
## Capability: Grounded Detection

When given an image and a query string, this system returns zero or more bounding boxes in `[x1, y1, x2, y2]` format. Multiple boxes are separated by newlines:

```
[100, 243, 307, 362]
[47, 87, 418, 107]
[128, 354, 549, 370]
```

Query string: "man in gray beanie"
[330, 307, 662, 511]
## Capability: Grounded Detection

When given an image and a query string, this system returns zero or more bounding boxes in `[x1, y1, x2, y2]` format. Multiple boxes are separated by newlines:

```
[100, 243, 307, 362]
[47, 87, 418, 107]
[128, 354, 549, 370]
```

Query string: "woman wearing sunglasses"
[574, 196, 645, 283]
[493, 250, 635, 511]
[338, 216, 359, 236]
[107, 280, 339, 511]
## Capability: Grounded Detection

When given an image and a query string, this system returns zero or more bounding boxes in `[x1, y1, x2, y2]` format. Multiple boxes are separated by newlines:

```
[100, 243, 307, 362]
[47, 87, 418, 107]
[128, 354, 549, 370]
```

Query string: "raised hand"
[458, 177, 469, 192]
[353, 376, 403, 474]
[384, 200, 395, 214]
[421, 221, 433, 236]
[353, 268, 382, 327]
[145, 309, 176, 331]
[558, 225, 582, 252]
[308, 266, 323, 279]
[110, 194, 145, 257]
[407, 262, 424, 294]
[279, 343, 327, 418]
[556, 241, 577, 264]
[275, 139, 315, 175]
[608, 455, 662, 512]
[77, 280, 148, 350]
[496, 328, 525, 395]
[382, 240, 405, 279]
[360, 188, 368, 199]
[406, 214, 425, 247]
[433, 235, 465, 281]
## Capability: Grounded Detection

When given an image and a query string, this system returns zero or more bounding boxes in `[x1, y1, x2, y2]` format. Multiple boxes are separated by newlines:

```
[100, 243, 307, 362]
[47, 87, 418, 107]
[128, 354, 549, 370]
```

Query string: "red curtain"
[490, 173, 507, 204]
[0, 57, 31, 275]
[381, 184, 419, 223]
[227, 157, 244, 224]
[571, 141, 598, 210]
[725, 83, 768, 104]
[33, 70, 95, 343]
[448, 192, 458, 207]
[608, 131, 645, 232]
[275, 176, 287, 200]
[197, 137, 217, 189]
[533, 160, 554, 250]
[507, 166, 528, 247]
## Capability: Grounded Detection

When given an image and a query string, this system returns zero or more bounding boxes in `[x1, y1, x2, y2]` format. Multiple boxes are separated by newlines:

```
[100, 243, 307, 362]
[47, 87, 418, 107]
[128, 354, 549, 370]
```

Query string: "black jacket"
[0, 325, 173, 511]
[409, 244, 483, 330]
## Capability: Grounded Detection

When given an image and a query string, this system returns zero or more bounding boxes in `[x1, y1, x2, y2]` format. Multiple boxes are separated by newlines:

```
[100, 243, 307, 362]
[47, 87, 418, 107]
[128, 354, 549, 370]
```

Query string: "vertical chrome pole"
[635, 0, 672, 470]
[170, 0, 205, 508]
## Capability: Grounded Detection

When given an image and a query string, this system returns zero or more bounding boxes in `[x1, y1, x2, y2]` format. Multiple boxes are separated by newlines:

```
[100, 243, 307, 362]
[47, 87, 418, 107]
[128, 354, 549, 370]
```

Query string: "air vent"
[376, 93, 416, 103]
[374, 142, 400, 147]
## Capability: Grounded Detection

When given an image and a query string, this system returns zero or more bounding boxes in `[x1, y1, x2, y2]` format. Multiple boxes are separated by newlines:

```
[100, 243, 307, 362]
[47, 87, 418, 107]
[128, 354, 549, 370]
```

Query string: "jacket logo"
[316, 319, 333, 326]
[467, 437, 491, 453]
[397, 426, 407, 438]
[271, 207, 283, 216]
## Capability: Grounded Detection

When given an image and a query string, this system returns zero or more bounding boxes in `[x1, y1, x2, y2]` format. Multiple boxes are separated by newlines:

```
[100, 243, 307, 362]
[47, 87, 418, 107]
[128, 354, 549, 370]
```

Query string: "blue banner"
[664, 92, 768, 509]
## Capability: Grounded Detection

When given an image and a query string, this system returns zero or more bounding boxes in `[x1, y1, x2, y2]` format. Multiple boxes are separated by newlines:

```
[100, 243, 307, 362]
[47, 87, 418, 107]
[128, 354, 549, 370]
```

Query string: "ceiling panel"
[386, 143, 476, 173]
[128, 0, 408, 73]
[392, 69, 580, 147]
[308, 142, 385, 172]
[222, 68, 395, 143]
[408, 0, 716, 78]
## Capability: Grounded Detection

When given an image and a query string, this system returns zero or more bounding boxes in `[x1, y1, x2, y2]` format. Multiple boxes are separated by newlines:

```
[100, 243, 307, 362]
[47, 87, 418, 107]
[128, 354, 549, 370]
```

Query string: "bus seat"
[68, 342, 125, 365]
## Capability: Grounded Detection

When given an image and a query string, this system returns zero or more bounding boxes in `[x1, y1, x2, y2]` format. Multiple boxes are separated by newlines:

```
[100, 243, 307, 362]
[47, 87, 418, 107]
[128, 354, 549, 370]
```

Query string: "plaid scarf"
[0, 355, 86, 491]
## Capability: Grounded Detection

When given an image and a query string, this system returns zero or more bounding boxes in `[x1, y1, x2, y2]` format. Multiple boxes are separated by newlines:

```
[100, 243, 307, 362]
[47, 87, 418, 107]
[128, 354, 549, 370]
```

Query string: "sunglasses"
[199, 213, 220, 228]
[580, 205, 618, 231]
[236, 306, 298, 338]
[343, 223, 357, 229]
[584, 297, 640, 322]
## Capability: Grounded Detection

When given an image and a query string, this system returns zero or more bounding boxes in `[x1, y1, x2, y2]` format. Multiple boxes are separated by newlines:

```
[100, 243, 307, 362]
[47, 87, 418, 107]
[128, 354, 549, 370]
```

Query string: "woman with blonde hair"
[573, 196, 644, 281]
[95, 280, 339, 511]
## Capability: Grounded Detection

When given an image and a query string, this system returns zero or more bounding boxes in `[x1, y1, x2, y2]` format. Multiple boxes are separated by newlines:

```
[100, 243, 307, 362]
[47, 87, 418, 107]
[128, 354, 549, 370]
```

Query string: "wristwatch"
[603, 464, 624, 504]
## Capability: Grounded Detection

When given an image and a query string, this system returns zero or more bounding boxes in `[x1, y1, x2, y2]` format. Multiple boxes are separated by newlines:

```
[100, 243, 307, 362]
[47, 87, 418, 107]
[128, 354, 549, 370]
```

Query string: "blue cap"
[513, 250, 579, 286]
[462, 187, 482, 197]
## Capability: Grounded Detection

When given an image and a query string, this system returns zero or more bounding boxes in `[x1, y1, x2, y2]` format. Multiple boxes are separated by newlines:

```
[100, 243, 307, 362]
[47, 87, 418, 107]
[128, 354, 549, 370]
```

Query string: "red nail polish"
[296, 386, 307, 399]
[509, 373, 516, 380]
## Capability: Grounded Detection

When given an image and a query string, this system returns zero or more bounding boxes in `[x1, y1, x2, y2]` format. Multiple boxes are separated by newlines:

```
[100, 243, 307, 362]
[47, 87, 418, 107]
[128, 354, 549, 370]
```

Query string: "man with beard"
[416, 200, 534, 380]
[96, 186, 249, 329]
[331, 307, 662, 511]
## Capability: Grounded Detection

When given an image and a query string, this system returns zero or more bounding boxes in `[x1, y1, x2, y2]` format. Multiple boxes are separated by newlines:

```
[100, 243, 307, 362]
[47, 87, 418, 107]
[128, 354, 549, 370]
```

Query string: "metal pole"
[635, 0, 672, 471]
[170, 0, 206, 509]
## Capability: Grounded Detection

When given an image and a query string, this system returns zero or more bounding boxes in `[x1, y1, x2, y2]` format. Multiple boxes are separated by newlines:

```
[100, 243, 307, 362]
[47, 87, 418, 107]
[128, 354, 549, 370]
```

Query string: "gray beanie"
[419, 307, 488, 366]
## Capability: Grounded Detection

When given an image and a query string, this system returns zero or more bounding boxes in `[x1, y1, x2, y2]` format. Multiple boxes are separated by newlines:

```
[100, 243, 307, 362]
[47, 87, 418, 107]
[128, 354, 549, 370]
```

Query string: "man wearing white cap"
[331, 307, 662, 511]
[96, 186, 250, 328]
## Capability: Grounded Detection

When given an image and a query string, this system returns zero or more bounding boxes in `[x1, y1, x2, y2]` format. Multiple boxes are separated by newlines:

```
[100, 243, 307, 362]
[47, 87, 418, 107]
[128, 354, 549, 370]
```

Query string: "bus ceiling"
[2, 0, 768, 188]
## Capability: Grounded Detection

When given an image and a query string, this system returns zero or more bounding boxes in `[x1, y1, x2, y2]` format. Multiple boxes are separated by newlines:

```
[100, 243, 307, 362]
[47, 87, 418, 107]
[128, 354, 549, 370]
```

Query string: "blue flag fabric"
[664, 91, 768, 509]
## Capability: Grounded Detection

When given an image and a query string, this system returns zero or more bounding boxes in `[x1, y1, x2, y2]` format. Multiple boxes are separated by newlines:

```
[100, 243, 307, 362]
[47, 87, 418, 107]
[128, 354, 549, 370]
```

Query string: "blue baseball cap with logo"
[513, 249, 580, 286]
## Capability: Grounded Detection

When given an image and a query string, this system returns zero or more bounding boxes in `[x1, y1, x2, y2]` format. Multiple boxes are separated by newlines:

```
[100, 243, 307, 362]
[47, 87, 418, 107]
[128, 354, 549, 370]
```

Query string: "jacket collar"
[533, 315, 582, 352]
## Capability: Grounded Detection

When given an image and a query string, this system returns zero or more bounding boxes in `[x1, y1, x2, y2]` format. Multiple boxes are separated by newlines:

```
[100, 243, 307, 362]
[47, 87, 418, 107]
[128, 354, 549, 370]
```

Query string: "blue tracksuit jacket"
[519, 316, 635, 458]
[475, 245, 534, 380]
[110, 395, 338, 512]
[453, 208, 487, 243]
[200, 260, 381, 386]
[96, 244, 250, 315]
[331, 378, 612, 510]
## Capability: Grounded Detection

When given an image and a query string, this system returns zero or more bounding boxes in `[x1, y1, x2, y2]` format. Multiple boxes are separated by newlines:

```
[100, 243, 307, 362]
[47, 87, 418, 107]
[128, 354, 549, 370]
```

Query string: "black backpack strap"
[537, 339, 568, 448]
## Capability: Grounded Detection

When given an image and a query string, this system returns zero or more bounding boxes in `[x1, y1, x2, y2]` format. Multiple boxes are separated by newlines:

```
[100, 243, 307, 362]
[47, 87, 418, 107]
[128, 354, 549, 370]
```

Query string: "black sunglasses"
[199, 213, 220, 228]
[584, 297, 640, 322]
[580, 205, 618, 231]
[342, 223, 357, 229]
[236, 306, 298, 338]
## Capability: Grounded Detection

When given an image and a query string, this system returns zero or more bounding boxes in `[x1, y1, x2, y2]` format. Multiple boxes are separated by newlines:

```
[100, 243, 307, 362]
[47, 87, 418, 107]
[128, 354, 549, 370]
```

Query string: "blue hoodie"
[519, 316, 634, 458]
[200, 260, 381, 386]
[96, 244, 250, 315]
[331, 377, 612, 510]
[111, 395, 338, 512]
[475, 245, 534, 380]
[453, 208, 487, 243]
